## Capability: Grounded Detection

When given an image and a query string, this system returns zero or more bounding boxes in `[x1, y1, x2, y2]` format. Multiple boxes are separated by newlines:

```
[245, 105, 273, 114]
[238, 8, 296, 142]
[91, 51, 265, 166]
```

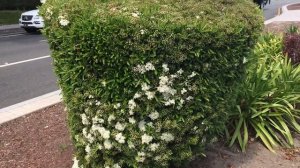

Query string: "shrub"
[227, 34, 300, 152]
[40, 0, 262, 167]
[283, 25, 300, 65]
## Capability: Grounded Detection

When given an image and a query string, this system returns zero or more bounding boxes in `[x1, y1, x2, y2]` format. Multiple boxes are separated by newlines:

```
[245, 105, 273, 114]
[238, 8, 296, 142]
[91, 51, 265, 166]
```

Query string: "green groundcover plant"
[227, 34, 300, 153]
[40, 0, 262, 167]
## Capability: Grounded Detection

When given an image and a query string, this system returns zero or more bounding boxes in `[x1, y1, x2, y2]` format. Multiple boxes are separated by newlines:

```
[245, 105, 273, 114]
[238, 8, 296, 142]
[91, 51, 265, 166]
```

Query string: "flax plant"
[227, 34, 300, 152]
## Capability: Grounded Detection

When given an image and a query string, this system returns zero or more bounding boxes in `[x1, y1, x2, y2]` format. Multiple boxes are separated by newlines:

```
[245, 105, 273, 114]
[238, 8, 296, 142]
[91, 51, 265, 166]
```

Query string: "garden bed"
[0, 103, 299, 168]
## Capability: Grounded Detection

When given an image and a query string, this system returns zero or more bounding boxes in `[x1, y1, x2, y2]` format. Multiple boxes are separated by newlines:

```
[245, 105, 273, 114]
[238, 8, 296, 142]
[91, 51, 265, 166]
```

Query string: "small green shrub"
[227, 34, 300, 152]
[40, 0, 262, 167]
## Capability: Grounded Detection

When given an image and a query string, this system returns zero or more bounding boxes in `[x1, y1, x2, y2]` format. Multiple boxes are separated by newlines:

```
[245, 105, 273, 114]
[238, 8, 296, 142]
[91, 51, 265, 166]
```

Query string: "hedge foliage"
[40, 0, 262, 167]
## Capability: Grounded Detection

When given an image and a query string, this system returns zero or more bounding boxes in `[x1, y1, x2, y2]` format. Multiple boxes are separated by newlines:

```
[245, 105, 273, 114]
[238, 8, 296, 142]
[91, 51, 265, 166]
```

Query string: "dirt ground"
[0, 103, 299, 168]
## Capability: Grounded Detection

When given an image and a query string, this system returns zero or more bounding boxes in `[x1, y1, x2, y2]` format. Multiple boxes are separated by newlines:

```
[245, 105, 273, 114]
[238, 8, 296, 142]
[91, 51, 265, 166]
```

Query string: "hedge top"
[42, 0, 262, 34]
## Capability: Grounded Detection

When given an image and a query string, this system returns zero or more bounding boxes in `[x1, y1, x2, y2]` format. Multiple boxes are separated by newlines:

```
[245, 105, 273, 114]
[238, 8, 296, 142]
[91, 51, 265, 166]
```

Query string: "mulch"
[0, 103, 73, 168]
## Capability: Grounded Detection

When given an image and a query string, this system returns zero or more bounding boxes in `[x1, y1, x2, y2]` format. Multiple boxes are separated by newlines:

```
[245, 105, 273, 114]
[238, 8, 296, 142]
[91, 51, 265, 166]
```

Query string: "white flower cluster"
[75, 63, 199, 167]
[133, 62, 155, 74]
[58, 15, 69, 26]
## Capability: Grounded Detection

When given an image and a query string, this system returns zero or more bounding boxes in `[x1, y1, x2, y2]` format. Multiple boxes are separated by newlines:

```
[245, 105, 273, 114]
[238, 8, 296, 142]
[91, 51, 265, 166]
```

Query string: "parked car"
[19, 10, 44, 33]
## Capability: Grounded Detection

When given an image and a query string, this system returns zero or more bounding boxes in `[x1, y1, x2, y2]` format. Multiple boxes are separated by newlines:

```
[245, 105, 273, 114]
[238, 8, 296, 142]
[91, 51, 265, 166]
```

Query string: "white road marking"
[40, 40, 47, 42]
[0, 55, 51, 68]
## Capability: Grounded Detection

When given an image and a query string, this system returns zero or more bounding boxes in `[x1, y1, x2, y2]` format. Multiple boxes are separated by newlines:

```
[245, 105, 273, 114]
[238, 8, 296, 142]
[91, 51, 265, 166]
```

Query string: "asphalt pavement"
[0, 33, 58, 108]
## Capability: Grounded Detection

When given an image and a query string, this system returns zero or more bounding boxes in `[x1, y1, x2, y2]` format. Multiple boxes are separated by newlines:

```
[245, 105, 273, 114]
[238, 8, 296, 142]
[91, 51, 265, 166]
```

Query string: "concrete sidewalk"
[0, 90, 62, 125]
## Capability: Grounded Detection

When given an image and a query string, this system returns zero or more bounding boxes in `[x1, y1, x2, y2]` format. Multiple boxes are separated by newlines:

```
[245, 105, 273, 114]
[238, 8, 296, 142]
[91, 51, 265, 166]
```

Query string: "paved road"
[264, 0, 300, 20]
[0, 33, 58, 108]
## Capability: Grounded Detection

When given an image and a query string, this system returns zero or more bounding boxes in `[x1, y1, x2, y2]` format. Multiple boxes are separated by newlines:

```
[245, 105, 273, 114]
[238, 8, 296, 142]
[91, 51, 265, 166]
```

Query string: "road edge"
[0, 90, 62, 125]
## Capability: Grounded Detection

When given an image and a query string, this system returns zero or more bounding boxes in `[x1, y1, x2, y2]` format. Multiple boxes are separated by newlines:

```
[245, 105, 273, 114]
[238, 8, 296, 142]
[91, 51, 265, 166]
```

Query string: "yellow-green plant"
[227, 34, 300, 152]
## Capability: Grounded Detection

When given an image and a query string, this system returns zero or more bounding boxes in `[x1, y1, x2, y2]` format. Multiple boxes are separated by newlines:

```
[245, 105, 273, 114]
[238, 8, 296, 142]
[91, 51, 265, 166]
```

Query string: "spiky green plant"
[227, 34, 300, 152]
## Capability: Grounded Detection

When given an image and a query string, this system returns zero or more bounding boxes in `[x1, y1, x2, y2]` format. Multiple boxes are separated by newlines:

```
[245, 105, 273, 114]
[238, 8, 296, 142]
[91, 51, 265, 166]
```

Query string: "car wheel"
[24, 28, 37, 33]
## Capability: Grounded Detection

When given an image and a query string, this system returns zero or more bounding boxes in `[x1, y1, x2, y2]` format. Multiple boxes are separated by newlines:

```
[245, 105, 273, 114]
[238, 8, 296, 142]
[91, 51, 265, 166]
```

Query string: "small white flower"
[188, 71, 197, 78]
[98, 144, 103, 150]
[133, 65, 146, 74]
[177, 69, 184, 75]
[196, 15, 200, 19]
[145, 62, 155, 71]
[186, 96, 194, 101]
[128, 99, 137, 110]
[149, 111, 159, 120]
[104, 140, 113, 149]
[136, 152, 146, 162]
[115, 122, 126, 131]
[81, 114, 89, 125]
[147, 122, 154, 127]
[72, 157, 80, 168]
[45, 8, 53, 19]
[138, 120, 146, 131]
[128, 117, 136, 124]
[92, 116, 104, 124]
[113, 103, 121, 109]
[101, 129, 110, 139]
[133, 92, 142, 99]
[161, 133, 174, 142]
[181, 88, 187, 94]
[102, 81, 107, 87]
[145, 91, 155, 100]
[150, 143, 160, 151]
[180, 99, 185, 104]
[115, 132, 126, 144]
[128, 141, 135, 149]
[140, 29, 145, 35]
[141, 134, 153, 144]
[243, 57, 248, 64]
[40, 0, 46, 4]
[86, 133, 95, 143]
[129, 109, 134, 115]
[164, 99, 175, 106]
[58, 16, 70, 26]
[108, 115, 116, 123]
[95, 101, 101, 106]
[113, 164, 121, 168]
[141, 83, 150, 91]
[131, 12, 140, 18]
[170, 74, 178, 79]
[159, 76, 169, 85]
[85, 145, 91, 154]
[162, 64, 169, 72]
[88, 95, 94, 99]
[82, 128, 88, 137]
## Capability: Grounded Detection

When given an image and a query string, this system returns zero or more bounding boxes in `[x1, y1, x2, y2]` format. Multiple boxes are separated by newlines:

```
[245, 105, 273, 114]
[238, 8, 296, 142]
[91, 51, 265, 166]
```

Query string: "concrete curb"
[0, 90, 62, 125]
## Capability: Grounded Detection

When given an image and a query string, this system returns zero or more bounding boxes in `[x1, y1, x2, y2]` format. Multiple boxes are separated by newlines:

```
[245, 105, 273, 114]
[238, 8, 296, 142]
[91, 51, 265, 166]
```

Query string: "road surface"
[0, 33, 58, 108]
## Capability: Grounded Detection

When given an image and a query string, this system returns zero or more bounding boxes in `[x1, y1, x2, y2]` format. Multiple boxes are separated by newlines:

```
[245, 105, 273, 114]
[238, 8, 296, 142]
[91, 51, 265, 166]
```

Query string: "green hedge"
[40, 0, 262, 167]
[0, 0, 41, 10]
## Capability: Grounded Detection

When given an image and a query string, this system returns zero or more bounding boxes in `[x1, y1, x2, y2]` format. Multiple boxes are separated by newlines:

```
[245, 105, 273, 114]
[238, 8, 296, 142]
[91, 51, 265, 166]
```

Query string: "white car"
[19, 10, 44, 33]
